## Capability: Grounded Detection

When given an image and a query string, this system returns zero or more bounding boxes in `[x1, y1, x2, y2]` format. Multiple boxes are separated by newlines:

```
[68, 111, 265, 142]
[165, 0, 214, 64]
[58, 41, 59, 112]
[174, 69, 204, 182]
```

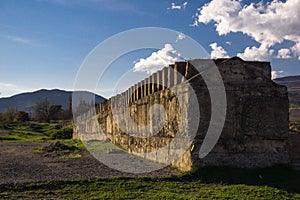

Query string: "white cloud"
[0, 34, 32, 44]
[226, 41, 231, 45]
[168, 2, 188, 10]
[277, 48, 292, 59]
[176, 32, 186, 42]
[133, 44, 182, 74]
[210, 42, 229, 59]
[237, 44, 274, 61]
[195, 0, 300, 60]
[271, 70, 285, 79]
[292, 41, 300, 60]
[0, 82, 32, 97]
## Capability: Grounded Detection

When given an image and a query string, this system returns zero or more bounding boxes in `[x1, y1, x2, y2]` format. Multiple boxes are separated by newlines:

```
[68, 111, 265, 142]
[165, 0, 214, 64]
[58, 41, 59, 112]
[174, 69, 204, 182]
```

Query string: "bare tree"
[33, 98, 50, 122]
[2, 107, 16, 122]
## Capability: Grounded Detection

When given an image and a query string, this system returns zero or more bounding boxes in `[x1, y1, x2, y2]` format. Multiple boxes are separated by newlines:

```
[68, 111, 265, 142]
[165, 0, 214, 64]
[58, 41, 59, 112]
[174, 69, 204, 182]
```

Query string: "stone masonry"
[74, 57, 289, 171]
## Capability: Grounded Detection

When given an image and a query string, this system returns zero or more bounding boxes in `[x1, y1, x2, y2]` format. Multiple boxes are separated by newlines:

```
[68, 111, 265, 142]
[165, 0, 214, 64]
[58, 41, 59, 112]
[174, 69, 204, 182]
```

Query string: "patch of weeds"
[60, 153, 82, 159]
[33, 141, 81, 158]
[51, 126, 73, 139]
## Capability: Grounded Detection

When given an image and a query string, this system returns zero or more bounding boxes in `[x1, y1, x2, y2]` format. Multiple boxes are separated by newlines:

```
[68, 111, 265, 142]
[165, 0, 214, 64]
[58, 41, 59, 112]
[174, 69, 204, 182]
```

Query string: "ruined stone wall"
[190, 58, 289, 169]
[74, 57, 290, 171]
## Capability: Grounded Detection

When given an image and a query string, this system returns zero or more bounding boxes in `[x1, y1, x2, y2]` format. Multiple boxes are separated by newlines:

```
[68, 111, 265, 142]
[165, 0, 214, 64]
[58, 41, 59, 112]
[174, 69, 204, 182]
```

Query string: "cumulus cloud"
[210, 42, 229, 59]
[194, 0, 300, 60]
[237, 44, 274, 61]
[168, 2, 188, 10]
[271, 70, 285, 79]
[277, 48, 292, 59]
[176, 32, 186, 42]
[133, 44, 182, 74]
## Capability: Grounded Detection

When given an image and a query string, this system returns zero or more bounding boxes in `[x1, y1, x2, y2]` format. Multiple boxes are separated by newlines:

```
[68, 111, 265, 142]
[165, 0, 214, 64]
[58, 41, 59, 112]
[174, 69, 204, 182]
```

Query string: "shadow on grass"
[173, 165, 300, 193]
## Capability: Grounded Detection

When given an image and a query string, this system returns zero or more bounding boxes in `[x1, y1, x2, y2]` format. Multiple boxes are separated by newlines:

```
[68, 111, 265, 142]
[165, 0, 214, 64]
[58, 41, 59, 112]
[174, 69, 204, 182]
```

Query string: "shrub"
[51, 126, 73, 139]
[15, 111, 30, 122]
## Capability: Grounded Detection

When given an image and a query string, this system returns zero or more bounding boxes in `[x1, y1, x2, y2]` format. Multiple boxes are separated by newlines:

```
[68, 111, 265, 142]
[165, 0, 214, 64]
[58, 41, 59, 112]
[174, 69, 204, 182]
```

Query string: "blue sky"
[0, 0, 299, 98]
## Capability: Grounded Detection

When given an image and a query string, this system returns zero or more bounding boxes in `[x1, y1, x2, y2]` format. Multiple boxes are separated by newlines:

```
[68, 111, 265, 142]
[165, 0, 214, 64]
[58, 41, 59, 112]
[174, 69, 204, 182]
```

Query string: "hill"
[274, 75, 300, 92]
[0, 89, 106, 113]
[274, 75, 300, 107]
[274, 75, 300, 122]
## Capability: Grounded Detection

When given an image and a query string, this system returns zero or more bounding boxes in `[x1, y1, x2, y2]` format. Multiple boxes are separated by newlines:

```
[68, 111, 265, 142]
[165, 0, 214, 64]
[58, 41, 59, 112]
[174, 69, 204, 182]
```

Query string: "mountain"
[274, 75, 300, 107]
[0, 89, 106, 113]
[274, 75, 300, 122]
[274, 75, 300, 92]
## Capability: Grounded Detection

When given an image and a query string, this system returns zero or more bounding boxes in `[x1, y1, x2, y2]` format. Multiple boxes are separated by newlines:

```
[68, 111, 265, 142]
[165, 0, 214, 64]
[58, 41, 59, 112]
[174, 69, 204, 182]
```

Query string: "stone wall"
[74, 57, 290, 171]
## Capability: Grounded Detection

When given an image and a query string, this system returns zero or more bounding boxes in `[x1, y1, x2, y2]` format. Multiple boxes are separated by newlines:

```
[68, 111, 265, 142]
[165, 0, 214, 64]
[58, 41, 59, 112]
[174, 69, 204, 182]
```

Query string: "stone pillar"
[161, 69, 165, 90]
[152, 73, 157, 93]
[135, 84, 138, 101]
[126, 90, 129, 105]
[173, 64, 178, 86]
[151, 74, 155, 94]
[162, 68, 167, 90]
[167, 66, 171, 88]
[144, 79, 147, 97]
[128, 87, 132, 104]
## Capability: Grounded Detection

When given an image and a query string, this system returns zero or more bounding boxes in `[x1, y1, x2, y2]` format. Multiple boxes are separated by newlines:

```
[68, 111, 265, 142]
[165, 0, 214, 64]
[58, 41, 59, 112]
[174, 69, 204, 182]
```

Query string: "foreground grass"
[0, 166, 300, 199]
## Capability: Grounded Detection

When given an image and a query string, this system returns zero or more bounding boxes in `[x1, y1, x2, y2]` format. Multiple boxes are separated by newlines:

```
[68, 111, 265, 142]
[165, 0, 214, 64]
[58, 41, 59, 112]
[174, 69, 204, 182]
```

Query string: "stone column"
[128, 86, 132, 104]
[173, 63, 178, 86]
[144, 79, 148, 97]
[135, 84, 138, 101]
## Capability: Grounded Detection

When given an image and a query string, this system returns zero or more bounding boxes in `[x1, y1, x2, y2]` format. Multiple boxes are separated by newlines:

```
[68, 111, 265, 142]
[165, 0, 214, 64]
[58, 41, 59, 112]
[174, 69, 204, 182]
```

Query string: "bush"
[15, 111, 30, 122]
[51, 126, 73, 139]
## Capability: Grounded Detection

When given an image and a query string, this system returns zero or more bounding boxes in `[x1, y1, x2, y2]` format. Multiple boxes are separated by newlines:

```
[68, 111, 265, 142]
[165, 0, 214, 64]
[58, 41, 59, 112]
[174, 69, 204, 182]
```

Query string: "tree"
[15, 111, 30, 122]
[49, 105, 63, 120]
[2, 107, 16, 122]
[33, 98, 50, 122]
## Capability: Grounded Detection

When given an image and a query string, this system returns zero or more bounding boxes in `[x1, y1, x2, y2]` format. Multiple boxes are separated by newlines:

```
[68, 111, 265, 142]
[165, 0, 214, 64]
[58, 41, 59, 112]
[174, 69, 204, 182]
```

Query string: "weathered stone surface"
[74, 57, 290, 171]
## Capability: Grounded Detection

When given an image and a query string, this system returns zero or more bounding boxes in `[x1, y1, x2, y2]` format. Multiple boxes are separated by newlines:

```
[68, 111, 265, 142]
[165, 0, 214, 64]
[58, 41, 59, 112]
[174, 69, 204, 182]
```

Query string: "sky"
[0, 0, 299, 98]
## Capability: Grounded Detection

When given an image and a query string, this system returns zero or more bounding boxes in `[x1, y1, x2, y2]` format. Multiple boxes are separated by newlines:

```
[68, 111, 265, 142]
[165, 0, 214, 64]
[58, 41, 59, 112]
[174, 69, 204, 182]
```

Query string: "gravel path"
[0, 142, 180, 184]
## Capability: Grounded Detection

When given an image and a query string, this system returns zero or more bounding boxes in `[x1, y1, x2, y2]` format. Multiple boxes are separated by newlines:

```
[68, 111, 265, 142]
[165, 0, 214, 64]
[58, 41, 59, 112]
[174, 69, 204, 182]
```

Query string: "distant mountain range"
[274, 75, 300, 121]
[274, 75, 300, 92]
[0, 89, 106, 113]
[274, 75, 300, 107]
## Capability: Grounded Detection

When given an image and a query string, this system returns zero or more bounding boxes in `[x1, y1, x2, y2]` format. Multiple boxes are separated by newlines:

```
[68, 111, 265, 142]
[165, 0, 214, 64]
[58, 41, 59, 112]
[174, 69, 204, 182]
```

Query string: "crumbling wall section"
[74, 57, 290, 171]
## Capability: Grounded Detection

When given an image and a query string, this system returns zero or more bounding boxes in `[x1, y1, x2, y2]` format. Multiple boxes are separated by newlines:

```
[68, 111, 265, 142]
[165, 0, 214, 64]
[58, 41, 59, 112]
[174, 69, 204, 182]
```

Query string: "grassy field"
[0, 121, 84, 148]
[1, 122, 300, 199]
[0, 166, 300, 199]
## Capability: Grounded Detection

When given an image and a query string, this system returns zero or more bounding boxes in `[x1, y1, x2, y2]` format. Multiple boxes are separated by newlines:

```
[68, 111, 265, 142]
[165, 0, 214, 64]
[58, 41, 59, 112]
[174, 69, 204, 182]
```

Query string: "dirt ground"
[0, 142, 180, 184]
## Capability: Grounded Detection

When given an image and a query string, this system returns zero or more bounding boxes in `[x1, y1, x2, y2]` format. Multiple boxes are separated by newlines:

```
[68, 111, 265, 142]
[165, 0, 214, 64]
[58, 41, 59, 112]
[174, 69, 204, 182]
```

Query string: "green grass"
[0, 121, 85, 146]
[0, 122, 57, 142]
[59, 153, 82, 159]
[0, 166, 300, 199]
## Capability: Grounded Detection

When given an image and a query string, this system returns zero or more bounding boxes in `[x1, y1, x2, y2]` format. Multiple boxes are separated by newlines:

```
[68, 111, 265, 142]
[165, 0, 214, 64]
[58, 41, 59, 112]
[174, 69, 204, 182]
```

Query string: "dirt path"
[0, 142, 180, 184]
